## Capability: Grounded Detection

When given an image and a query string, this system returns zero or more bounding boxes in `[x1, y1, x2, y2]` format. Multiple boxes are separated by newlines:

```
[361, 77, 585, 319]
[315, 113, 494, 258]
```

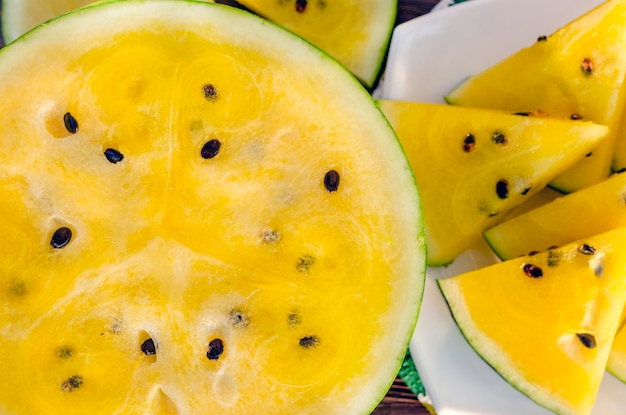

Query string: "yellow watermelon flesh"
[2, 0, 396, 89]
[376, 99, 608, 266]
[1, 0, 218, 44]
[232, 0, 396, 89]
[483, 171, 626, 260]
[438, 227, 626, 415]
[481, 169, 626, 386]
[0, 1, 426, 414]
[445, 0, 626, 194]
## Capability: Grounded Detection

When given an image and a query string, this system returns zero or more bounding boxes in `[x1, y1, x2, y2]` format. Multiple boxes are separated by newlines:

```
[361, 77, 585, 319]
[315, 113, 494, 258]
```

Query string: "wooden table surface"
[0, 0, 442, 413]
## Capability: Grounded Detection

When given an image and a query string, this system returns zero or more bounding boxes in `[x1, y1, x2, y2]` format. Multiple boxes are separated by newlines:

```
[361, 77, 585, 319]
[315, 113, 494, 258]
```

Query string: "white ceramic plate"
[380, 0, 626, 414]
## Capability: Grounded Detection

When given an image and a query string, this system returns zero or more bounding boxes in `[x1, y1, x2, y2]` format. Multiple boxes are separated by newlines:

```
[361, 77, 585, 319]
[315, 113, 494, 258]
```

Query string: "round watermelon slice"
[0, 1, 425, 413]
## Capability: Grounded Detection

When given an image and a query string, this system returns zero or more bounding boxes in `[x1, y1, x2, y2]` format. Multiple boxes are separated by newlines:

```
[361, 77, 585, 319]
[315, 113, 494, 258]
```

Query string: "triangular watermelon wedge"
[439, 227, 626, 415]
[483, 170, 626, 260]
[446, 0, 626, 193]
[377, 99, 608, 265]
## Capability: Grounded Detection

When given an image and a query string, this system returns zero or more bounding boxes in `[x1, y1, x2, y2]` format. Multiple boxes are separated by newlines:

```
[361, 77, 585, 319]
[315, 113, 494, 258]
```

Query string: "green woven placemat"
[399, 349, 436, 413]
[398, 350, 425, 396]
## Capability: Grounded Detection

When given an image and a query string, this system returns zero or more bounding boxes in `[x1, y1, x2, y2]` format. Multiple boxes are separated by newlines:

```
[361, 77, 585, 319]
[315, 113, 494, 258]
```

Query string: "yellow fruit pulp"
[439, 227, 626, 415]
[484, 171, 626, 260]
[235, 0, 396, 88]
[376, 99, 608, 266]
[1, 0, 215, 44]
[0, 2, 425, 414]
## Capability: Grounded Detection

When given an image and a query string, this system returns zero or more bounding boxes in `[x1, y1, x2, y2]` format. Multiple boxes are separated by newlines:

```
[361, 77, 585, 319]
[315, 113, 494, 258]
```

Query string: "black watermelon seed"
[50, 227, 72, 249]
[299, 335, 320, 349]
[521, 186, 531, 196]
[514, 112, 531, 116]
[61, 375, 83, 392]
[104, 148, 124, 164]
[463, 134, 475, 152]
[496, 179, 509, 199]
[491, 131, 507, 145]
[229, 308, 249, 328]
[141, 338, 156, 356]
[578, 244, 596, 255]
[295, 0, 307, 12]
[203, 84, 219, 101]
[56, 346, 73, 359]
[577, 333, 596, 349]
[207, 338, 224, 360]
[570, 113, 583, 120]
[63, 112, 79, 134]
[581, 57, 594, 75]
[537, 35, 548, 42]
[523, 263, 543, 278]
[586, 152, 593, 157]
[324, 170, 340, 192]
[296, 255, 315, 273]
[528, 250, 539, 256]
[201, 139, 221, 159]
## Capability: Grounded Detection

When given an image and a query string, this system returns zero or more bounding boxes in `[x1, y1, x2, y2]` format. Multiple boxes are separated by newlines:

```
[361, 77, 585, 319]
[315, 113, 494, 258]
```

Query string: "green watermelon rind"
[482, 229, 512, 262]
[366, 1, 398, 90]
[0, 1, 426, 413]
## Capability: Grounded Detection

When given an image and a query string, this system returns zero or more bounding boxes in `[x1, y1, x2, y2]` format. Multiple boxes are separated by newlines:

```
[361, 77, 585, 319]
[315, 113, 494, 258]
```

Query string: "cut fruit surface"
[2, 0, 394, 89]
[1, 0, 215, 44]
[2, 0, 90, 44]
[439, 227, 626, 415]
[445, 0, 626, 193]
[484, 171, 626, 260]
[0, 1, 425, 414]
[376, 99, 608, 266]
[234, 0, 396, 88]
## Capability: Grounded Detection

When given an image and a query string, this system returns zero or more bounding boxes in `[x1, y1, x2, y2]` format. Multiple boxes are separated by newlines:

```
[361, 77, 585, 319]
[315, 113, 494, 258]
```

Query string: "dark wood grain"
[373, 377, 432, 415]
[397, 0, 441, 24]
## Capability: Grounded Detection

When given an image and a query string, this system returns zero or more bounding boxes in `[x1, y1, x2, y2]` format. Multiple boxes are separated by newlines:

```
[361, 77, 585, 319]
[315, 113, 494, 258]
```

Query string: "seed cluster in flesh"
[22, 91, 347, 397]
[519, 242, 605, 353]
